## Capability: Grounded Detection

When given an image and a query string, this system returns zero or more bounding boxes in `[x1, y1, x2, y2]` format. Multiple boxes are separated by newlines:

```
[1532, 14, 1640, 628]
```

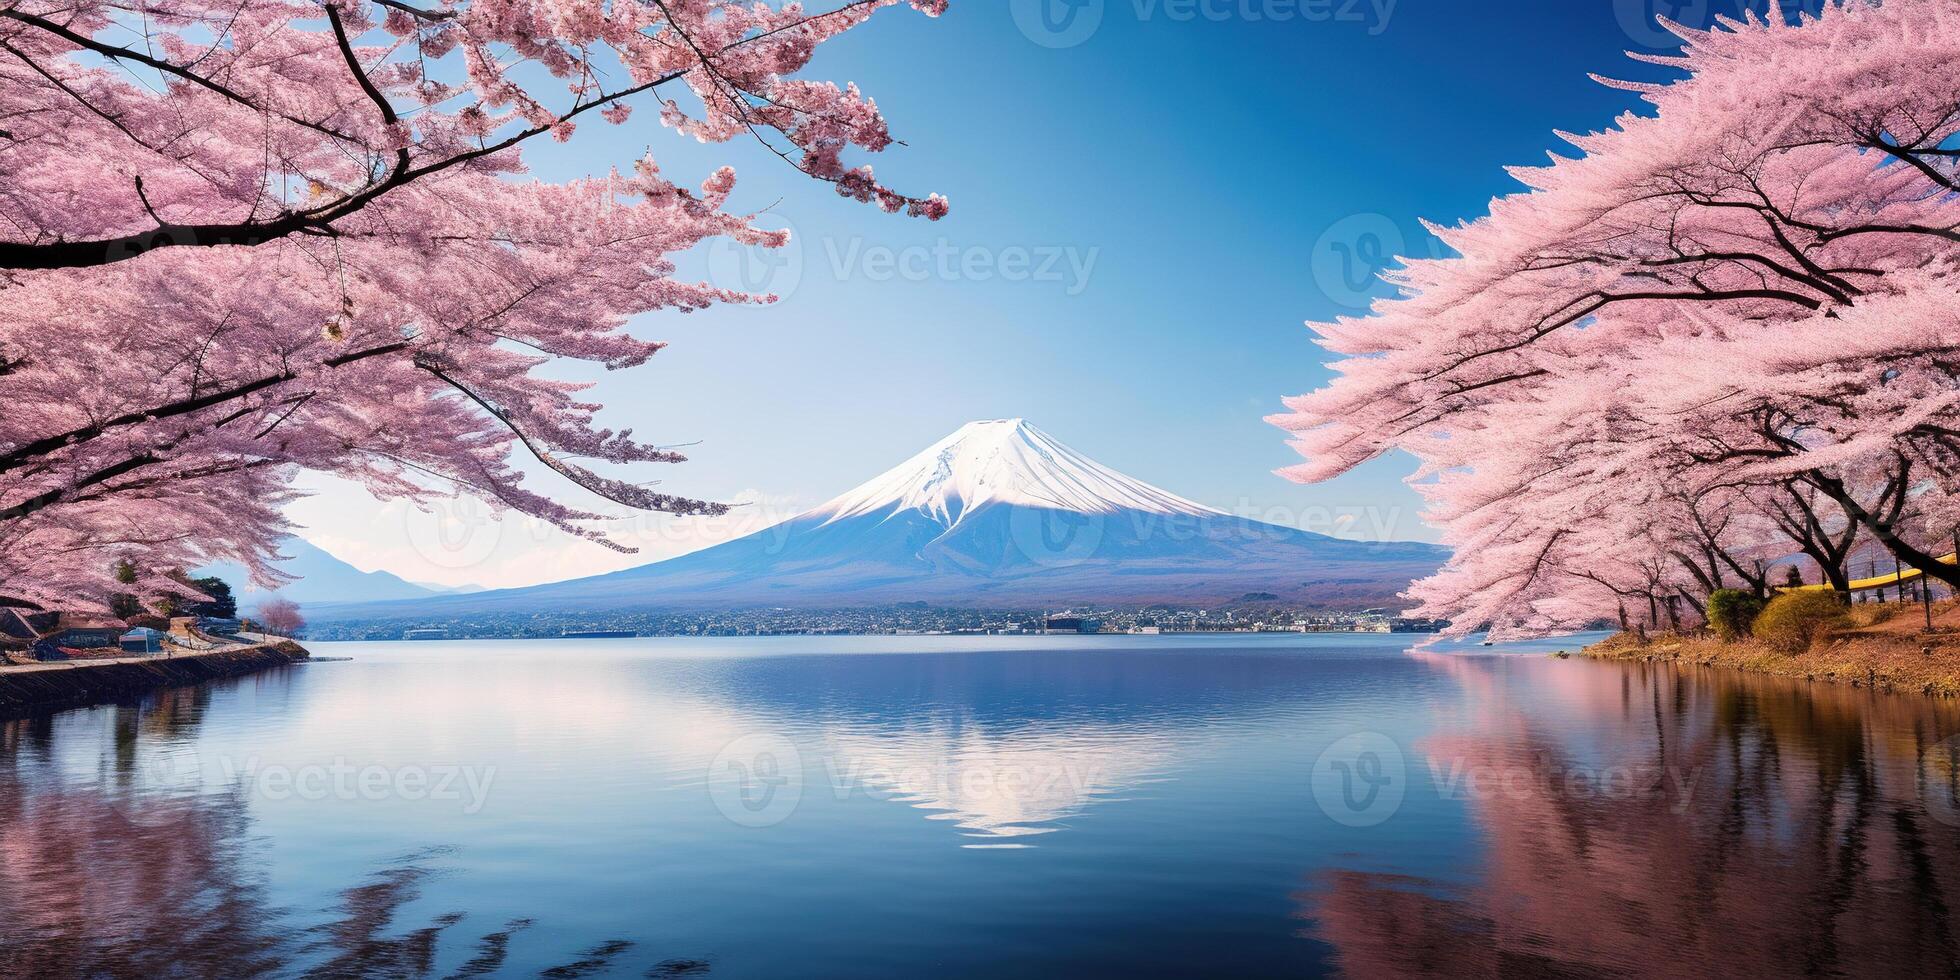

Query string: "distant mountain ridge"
[197, 537, 453, 606]
[310, 420, 1446, 622]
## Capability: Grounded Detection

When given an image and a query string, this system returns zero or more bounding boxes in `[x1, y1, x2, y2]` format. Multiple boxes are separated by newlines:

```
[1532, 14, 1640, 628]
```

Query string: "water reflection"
[16, 636, 1960, 976]
[1305, 651, 1960, 976]
[0, 700, 700, 979]
[666, 646, 1398, 844]
[817, 717, 1174, 843]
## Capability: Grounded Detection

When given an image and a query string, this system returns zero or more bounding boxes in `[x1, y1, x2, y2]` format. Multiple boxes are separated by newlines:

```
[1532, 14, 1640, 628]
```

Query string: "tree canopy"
[0, 0, 948, 611]
[1272, 0, 1960, 636]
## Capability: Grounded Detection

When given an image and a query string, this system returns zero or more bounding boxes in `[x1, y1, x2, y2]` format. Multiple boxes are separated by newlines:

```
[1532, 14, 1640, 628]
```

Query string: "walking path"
[0, 632, 291, 674]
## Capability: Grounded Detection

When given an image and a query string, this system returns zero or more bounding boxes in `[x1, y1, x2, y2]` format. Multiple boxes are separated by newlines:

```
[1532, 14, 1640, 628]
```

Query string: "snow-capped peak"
[812, 419, 1223, 527]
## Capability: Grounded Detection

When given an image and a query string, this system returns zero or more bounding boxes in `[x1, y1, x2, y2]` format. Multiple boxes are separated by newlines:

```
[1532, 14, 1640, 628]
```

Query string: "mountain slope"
[197, 537, 446, 606]
[312, 420, 1445, 620]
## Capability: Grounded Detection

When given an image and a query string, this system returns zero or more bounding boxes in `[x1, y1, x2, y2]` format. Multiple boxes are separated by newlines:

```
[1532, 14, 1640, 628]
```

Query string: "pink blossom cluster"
[1271, 0, 1960, 637]
[0, 0, 945, 611]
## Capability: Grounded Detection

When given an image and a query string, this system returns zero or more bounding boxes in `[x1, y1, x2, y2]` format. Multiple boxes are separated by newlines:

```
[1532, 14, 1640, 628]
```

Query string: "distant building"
[197, 616, 243, 636]
[48, 613, 127, 649]
[1044, 617, 1100, 634]
[404, 628, 450, 641]
[1389, 618, 1449, 633]
[119, 627, 165, 654]
[0, 611, 127, 660]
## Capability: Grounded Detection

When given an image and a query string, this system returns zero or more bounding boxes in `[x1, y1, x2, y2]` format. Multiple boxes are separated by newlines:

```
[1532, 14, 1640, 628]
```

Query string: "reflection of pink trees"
[0, 707, 688, 975]
[1303, 653, 1960, 976]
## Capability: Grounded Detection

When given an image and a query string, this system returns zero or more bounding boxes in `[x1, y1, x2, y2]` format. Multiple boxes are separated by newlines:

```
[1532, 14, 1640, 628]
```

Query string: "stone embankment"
[0, 640, 309, 718]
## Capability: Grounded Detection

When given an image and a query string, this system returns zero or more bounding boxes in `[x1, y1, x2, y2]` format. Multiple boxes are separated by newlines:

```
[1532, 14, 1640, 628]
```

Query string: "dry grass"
[1584, 597, 1960, 698]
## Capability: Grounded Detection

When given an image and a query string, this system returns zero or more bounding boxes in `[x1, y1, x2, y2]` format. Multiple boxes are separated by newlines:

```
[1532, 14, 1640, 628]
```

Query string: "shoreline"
[1581, 621, 1960, 699]
[0, 641, 311, 719]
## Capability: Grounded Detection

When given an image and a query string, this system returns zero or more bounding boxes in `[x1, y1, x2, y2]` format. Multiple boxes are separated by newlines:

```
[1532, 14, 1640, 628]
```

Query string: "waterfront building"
[119, 628, 165, 654]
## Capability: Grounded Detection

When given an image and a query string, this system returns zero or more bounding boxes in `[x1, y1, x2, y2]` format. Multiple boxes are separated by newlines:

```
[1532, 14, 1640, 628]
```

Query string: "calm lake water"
[6, 633, 1960, 977]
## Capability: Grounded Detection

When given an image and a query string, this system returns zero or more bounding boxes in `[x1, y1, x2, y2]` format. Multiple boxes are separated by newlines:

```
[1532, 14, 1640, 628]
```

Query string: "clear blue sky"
[308, 1, 1822, 584]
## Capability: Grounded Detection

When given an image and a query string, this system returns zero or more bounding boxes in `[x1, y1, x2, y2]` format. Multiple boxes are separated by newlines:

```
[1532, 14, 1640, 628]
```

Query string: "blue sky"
[300, 0, 1818, 587]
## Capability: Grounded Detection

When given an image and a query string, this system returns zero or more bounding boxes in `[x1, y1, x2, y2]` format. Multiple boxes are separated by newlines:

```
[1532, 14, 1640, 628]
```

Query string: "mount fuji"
[311, 420, 1445, 621]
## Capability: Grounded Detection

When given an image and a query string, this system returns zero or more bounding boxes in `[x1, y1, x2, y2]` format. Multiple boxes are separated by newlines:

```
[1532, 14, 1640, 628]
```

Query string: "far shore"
[1583, 598, 1960, 699]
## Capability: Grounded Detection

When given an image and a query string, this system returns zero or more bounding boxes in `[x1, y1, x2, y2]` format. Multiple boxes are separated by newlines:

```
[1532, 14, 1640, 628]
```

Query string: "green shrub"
[1752, 591, 1847, 653]
[1706, 589, 1765, 642]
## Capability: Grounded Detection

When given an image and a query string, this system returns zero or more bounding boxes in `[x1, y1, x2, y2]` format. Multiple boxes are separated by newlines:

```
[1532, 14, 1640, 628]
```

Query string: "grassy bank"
[1583, 598, 1960, 698]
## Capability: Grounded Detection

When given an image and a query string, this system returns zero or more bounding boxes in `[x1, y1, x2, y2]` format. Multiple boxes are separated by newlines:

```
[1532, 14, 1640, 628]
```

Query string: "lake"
[5, 633, 1960, 977]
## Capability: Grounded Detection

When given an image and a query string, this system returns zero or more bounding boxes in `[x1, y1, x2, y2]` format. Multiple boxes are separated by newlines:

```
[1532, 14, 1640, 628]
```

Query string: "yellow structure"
[1786, 552, 1958, 592]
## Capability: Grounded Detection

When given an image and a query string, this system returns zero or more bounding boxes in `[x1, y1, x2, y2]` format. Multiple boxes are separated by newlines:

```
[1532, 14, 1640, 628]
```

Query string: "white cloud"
[285, 474, 807, 590]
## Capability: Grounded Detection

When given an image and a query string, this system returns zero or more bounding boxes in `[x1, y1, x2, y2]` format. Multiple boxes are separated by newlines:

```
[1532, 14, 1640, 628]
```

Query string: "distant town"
[302, 603, 1450, 642]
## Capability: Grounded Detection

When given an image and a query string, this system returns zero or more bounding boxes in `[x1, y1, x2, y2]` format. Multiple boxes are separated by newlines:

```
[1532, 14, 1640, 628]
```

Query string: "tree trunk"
[1810, 469, 1960, 592]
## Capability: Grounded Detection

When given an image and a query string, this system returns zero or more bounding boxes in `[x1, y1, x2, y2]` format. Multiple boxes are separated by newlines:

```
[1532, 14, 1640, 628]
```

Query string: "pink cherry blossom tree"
[0, 0, 948, 269]
[1, 0, 948, 611]
[254, 597, 307, 637]
[1272, 0, 1960, 636]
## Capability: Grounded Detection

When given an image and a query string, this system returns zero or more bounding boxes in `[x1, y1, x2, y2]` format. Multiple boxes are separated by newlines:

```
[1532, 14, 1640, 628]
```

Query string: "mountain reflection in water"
[1303, 649, 1960, 977]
